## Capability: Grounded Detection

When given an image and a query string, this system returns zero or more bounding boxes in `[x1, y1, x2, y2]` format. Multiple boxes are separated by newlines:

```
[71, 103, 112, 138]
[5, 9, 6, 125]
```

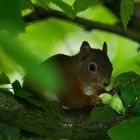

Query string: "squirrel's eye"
[88, 62, 97, 73]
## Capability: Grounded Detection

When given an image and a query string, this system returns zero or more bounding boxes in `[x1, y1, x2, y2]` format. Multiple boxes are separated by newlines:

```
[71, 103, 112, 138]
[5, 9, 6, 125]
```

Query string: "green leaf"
[108, 117, 140, 140]
[36, 0, 75, 18]
[132, 98, 140, 116]
[120, 82, 135, 111]
[0, 122, 20, 140]
[120, 0, 134, 30]
[133, 77, 140, 97]
[73, 0, 99, 13]
[0, 0, 25, 34]
[88, 105, 116, 123]
[21, 0, 33, 10]
[113, 71, 138, 86]
[115, 74, 140, 115]
[130, 77, 140, 116]
[0, 72, 10, 85]
[114, 72, 140, 113]
[52, 0, 75, 18]
[35, 0, 50, 9]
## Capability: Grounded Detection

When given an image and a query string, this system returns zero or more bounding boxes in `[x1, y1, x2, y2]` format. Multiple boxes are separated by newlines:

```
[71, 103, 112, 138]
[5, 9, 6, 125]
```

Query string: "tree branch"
[0, 89, 124, 139]
[24, 6, 140, 43]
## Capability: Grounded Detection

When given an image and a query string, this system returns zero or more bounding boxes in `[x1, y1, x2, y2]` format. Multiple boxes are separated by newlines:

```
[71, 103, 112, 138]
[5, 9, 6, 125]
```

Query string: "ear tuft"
[80, 41, 91, 54]
[102, 42, 107, 54]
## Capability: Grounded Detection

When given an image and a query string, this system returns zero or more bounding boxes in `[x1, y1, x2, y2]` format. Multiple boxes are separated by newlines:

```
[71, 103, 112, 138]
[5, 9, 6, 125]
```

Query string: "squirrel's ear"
[102, 42, 107, 54]
[80, 41, 91, 55]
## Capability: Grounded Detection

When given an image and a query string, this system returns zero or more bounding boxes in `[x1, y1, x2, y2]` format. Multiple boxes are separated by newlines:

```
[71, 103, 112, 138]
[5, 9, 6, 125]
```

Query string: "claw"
[90, 94, 102, 106]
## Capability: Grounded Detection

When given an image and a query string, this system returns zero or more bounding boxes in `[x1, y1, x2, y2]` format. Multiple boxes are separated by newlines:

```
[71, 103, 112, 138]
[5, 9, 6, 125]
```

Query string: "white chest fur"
[83, 86, 93, 96]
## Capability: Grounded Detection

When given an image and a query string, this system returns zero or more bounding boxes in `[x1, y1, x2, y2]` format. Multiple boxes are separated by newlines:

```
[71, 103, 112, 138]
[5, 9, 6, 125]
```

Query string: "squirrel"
[23, 41, 113, 109]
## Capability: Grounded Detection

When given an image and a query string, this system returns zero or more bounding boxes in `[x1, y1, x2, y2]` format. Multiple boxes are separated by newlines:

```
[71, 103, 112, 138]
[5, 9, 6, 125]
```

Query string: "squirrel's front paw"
[90, 94, 102, 106]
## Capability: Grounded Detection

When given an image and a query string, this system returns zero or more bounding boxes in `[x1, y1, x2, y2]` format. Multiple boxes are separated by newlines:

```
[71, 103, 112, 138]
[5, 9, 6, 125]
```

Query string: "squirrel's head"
[76, 41, 113, 89]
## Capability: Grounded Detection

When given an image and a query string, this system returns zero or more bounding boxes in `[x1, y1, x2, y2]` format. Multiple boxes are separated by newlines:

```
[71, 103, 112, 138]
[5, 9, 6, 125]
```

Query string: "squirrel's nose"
[103, 80, 110, 87]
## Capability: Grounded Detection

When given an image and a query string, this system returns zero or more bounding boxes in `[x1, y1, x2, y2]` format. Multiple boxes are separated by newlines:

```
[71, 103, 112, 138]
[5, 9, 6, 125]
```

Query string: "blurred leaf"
[120, 0, 134, 30]
[108, 117, 140, 140]
[0, 122, 20, 140]
[88, 105, 116, 123]
[19, 19, 77, 58]
[73, 0, 99, 13]
[52, 0, 75, 18]
[0, 0, 25, 34]
[35, 0, 50, 9]
[12, 80, 46, 108]
[21, 0, 33, 10]
[0, 72, 10, 85]
[35, 0, 75, 18]
[0, 32, 64, 94]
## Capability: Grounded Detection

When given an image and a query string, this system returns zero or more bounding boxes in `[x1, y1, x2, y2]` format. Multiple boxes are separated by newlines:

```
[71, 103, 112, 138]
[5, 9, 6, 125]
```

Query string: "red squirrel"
[23, 41, 113, 109]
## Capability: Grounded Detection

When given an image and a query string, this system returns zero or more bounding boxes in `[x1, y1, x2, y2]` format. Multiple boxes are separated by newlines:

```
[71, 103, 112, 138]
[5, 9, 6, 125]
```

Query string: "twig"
[24, 5, 140, 43]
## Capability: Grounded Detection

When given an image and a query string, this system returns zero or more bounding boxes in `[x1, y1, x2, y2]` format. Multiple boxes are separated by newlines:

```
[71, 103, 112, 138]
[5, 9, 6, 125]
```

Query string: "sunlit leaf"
[99, 93, 112, 104]
[35, 0, 75, 18]
[73, 0, 99, 13]
[120, 0, 134, 30]
[108, 117, 140, 140]
[34, 0, 50, 9]
[52, 0, 75, 18]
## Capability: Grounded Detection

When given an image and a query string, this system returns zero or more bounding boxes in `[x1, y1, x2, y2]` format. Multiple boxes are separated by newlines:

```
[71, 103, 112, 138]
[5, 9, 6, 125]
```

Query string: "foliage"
[73, 0, 99, 13]
[0, 71, 140, 139]
[36, 0, 75, 18]
[120, 0, 134, 30]
[12, 80, 46, 108]
[88, 105, 117, 123]
[108, 117, 140, 140]
[0, 123, 20, 140]
[89, 71, 140, 139]
[0, 0, 139, 140]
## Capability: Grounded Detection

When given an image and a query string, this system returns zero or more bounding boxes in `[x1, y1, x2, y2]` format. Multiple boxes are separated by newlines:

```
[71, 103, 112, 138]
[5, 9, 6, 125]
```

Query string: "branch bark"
[0, 89, 124, 139]
[24, 6, 140, 43]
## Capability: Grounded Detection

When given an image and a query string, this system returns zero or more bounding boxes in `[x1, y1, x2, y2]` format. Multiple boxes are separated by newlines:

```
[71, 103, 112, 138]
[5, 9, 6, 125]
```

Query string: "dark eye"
[88, 62, 97, 73]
